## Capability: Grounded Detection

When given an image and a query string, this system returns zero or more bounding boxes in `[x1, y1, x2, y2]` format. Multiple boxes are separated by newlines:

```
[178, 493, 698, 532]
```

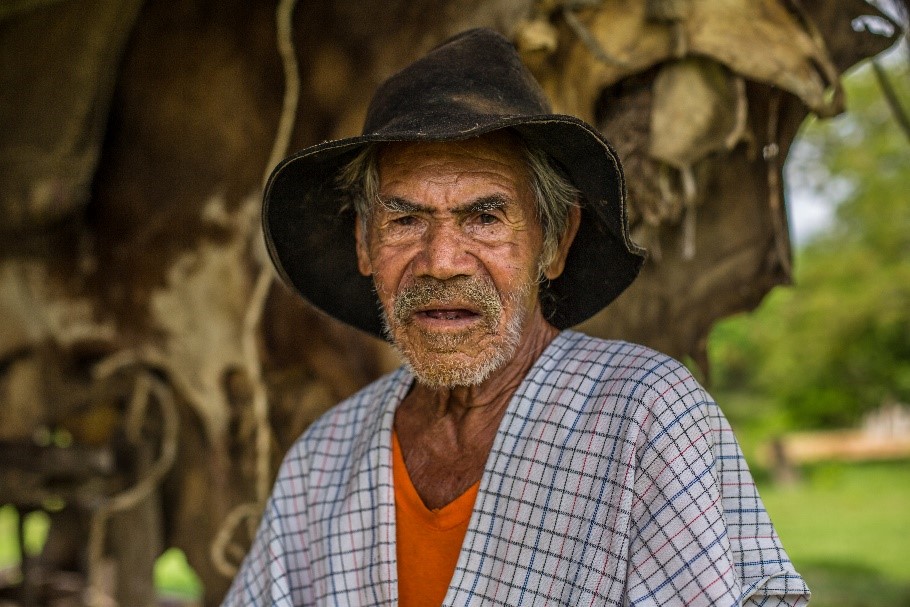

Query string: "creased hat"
[263, 28, 646, 338]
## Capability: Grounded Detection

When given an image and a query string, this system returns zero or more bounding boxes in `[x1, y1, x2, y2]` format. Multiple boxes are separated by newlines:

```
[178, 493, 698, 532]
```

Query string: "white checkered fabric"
[222, 331, 809, 606]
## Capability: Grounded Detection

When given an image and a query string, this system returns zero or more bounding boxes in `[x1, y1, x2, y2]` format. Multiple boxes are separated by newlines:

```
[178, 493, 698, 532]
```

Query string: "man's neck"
[394, 313, 559, 509]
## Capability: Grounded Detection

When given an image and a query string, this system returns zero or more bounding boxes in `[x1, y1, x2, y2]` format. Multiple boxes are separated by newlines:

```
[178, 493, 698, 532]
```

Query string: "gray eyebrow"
[375, 193, 512, 216]
[376, 196, 429, 214]
[454, 194, 510, 216]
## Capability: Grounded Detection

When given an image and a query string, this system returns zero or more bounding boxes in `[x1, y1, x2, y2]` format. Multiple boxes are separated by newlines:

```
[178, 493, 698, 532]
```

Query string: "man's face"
[355, 133, 546, 388]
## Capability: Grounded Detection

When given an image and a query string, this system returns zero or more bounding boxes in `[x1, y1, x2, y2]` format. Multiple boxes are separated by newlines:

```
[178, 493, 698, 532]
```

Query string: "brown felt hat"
[263, 28, 645, 338]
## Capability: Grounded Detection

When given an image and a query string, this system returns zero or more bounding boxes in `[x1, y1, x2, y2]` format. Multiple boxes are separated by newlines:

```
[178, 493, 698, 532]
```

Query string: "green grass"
[756, 461, 910, 607]
[715, 391, 910, 606]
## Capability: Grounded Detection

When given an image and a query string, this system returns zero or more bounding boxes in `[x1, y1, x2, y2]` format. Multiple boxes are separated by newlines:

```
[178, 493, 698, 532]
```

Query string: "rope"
[209, 0, 302, 578]
[872, 58, 910, 144]
[84, 370, 180, 607]
[264, 0, 303, 184]
[245, 269, 275, 506]
[210, 503, 264, 576]
[247, 0, 303, 504]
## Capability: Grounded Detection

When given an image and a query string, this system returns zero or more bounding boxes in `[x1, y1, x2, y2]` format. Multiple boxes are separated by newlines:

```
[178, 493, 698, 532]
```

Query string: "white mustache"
[392, 276, 502, 330]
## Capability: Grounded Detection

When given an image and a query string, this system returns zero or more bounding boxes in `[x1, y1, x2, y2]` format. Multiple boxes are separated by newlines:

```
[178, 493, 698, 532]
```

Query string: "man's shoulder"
[556, 331, 692, 382]
[265, 369, 406, 507]
[554, 330, 708, 406]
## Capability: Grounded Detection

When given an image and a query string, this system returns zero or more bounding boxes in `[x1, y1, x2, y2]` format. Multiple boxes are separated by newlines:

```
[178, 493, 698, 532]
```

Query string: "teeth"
[423, 309, 472, 320]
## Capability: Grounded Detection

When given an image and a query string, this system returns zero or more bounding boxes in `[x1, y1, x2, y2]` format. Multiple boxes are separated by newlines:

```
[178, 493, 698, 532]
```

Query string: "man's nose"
[414, 221, 474, 280]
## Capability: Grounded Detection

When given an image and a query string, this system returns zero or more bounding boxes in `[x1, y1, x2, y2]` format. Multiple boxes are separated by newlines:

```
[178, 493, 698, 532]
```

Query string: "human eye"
[380, 212, 425, 240]
[462, 196, 509, 232]
[464, 210, 508, 241]
[466, 209, 504, 228]
[391, 214, 418, 226]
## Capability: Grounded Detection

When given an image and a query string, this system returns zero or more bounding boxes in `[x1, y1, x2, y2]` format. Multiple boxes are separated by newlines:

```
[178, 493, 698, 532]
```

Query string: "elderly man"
[223, 29, 808, 606]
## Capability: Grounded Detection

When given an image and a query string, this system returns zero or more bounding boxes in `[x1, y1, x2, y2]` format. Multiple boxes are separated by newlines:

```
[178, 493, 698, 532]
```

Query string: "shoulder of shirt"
[557, 330, 715, 415]
[556, 330, 694, 384]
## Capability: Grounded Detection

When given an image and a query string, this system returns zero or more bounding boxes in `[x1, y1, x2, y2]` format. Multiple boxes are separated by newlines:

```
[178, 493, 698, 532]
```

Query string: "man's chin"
[385, 309, 526, 389]
[405, 355, 499, 389]
[395, 335, 511, 389]
[408, 327, 480, 353]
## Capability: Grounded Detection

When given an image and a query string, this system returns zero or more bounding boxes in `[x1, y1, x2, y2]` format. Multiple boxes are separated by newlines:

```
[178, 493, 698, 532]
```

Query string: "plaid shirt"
[223, 331, 809, 606]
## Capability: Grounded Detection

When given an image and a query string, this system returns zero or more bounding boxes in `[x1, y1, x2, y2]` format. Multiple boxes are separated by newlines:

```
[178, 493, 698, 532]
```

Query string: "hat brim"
[263, 114, 646, 338]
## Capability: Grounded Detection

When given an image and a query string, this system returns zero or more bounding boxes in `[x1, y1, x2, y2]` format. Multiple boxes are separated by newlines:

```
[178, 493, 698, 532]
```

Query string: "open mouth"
[392, 276, 502, 332]
[405, 302, 489, 330]
[415, 308, 480, 322]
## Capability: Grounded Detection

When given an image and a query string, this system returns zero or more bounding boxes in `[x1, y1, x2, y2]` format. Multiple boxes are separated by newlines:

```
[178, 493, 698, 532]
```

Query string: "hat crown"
[363, 29, 553, 136]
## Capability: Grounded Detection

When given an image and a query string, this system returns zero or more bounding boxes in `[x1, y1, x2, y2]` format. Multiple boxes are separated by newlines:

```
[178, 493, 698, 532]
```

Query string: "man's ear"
[355, 217, 373, 276]
[543, 204, 581, 280]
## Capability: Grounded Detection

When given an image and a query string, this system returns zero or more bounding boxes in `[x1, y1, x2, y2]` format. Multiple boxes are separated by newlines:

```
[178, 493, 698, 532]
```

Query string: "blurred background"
[708, 44, 910, 607]
[0, 1, 907, 606]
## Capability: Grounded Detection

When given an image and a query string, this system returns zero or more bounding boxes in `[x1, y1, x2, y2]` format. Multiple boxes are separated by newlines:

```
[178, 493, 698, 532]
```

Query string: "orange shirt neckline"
[392, 430, 479, 526]
[392, 430, 479, 606]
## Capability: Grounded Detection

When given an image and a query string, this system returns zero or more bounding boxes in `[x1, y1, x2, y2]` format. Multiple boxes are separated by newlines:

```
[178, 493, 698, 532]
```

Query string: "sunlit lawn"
[758, 461, 910, 607]
[718, 391, 910, 607]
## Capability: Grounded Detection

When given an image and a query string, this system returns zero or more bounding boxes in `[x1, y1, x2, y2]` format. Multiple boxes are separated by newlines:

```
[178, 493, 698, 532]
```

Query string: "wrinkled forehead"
[375, 130, 531, 192]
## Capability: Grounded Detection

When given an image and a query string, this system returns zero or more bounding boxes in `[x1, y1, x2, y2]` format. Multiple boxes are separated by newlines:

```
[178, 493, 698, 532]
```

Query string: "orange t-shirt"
[393, 431, 479, 607]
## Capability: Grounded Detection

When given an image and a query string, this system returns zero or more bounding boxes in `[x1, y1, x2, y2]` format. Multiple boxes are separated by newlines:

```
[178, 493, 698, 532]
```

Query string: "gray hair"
[337, 135, 579, 274]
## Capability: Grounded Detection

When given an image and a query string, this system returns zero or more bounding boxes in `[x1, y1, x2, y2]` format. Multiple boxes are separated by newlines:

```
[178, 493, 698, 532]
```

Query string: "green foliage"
[710, 54, 910, 429]
[154, 547, 204, 599]
[0, 505, 50, 566]
[0, 505, 18, 570]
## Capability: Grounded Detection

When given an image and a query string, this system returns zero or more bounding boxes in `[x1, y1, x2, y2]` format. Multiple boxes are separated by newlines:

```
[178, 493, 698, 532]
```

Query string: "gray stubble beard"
[380, 275, 532, 389]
